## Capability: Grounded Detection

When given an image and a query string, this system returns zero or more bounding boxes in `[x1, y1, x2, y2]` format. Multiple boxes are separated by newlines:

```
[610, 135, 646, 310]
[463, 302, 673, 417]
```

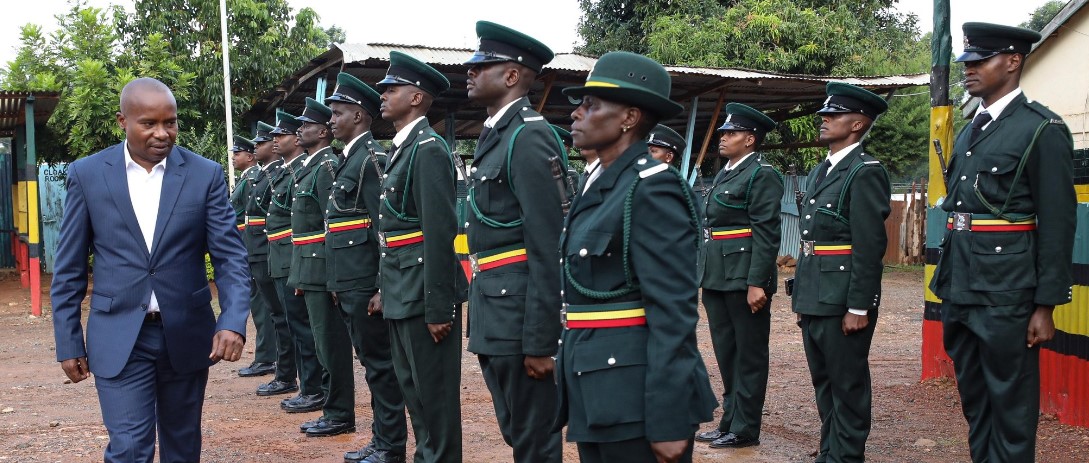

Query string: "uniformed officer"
[266, 110, 326, 411]
[930, 22, 1076, 463]
[646, 124, 686, 165]
[230, 136, 277, 378]
[372, 51, 467, 463]
[463, 21, 564, 463]
[246, 122, 299, 396]
[556, 51, 717, 463]
[323, 72, 409, 463]
[285, 97, 354, 437]
[694, 103, 782, 449]
[792, 82, 891, 463]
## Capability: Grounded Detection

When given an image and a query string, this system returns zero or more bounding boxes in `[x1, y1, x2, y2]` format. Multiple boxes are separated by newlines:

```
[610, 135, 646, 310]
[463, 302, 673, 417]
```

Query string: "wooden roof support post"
[535, 72, 557, 113]
[688, 87, 727, 184]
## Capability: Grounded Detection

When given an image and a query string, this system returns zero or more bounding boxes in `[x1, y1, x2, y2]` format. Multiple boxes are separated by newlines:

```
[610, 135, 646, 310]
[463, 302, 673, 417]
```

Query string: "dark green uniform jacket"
[267, 155, 306, 280]
[556, 144, 717, 443]
[288, 147, 339, 291]
[231, 165, 260, 238]
[700, 153, 784, 292]
[378, 118, 468, 322]
[243, 160, 282, 267]
[466, 97, 564, 357]
[792, 146, 891, 315]
[325, 133, 386, 293]
[930, 94, 1076, 306]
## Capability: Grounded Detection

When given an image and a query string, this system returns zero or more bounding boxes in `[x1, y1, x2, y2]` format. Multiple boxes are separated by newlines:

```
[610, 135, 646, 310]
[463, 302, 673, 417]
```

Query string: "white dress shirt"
[582, 159, 602, 193]
[825, 142, 860, 173]
[483, 98, 521, 129]
[343, 131, 371, 158]
[124, 144, 168, 313]
[725, 151, 756, 171]
[389, 116, 428, 165]
[974, 87, 1022, 131]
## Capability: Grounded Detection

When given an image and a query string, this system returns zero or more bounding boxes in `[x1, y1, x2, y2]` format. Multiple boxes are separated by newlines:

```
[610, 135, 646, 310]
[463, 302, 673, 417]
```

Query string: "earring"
[621, 125, 629, 133]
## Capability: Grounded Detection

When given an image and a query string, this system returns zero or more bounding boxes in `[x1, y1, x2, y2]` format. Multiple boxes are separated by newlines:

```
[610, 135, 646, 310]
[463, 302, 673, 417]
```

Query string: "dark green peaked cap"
[956, 22, 1042, 62]
[816, 82, 888, 120]
[377, 51, 450, 96]
[270, 109, 302, 135]
[296, 97, 332, 125]
[254, 121, 276, 143]
[325, 72, 382, 117]
[230, 135, 255, 152]
[647, 124, 686, 154]
[464, 21, 555, 73]
[563, 51, 682, 119]
[718, 102, 776, 134]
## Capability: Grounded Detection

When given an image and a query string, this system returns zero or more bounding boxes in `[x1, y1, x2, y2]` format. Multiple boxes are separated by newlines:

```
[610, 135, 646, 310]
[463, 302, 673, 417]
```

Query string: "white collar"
[584, 158, 600, 174]
[343, 131, 370, 157]
[392, 116, 428, 148]
[484, 99, 522, 128]
[725, 152, 756, 171]
[826, 142, 860, 170]
[124, 143, 168, 173]
[976, 87, 1022, 121]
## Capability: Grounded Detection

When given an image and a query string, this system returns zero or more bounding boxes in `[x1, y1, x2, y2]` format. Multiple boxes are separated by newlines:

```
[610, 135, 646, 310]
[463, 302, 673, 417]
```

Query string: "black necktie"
[478, 125, 492, 145]
[969, 110, 991, 144]
[814, 159, 831, 188]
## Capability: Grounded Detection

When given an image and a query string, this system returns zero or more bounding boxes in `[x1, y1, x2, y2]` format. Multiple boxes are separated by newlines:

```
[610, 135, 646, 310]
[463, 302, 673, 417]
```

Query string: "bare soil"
[1, 268, 1087, 462]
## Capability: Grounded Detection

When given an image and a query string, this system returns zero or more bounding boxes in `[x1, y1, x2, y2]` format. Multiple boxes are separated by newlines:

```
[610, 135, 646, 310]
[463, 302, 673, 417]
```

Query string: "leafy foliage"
[1021, 0, 1067, 31]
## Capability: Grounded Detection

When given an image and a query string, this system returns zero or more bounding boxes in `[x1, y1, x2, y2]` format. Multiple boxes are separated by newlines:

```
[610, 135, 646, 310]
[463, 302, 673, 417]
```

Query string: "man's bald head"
[120, 78, 176, 115]
[116, 77, 179, 170]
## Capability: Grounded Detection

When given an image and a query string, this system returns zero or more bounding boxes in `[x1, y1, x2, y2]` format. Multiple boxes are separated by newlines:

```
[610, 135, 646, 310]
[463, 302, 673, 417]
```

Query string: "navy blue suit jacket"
[51, 143, 251, 378]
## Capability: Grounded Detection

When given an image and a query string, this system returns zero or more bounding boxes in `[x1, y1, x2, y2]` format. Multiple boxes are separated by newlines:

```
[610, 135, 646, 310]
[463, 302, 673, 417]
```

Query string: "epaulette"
[1023, 98, 1064, 123]
[635, 157, 669, 178]
[417, 138, 435, 146]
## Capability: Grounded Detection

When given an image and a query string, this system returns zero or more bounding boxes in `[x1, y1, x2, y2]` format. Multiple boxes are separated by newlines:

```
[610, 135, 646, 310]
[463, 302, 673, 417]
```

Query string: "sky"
[0, 0, 1058, 71]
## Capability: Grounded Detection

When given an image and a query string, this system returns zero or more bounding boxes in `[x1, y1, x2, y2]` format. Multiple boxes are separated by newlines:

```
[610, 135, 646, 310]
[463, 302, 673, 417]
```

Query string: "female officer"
[554, 51, 717, 463]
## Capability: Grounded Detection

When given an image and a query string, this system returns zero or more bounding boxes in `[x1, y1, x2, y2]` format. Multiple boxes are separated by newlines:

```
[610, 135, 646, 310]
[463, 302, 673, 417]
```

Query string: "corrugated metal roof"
[0, 92, 60, 136]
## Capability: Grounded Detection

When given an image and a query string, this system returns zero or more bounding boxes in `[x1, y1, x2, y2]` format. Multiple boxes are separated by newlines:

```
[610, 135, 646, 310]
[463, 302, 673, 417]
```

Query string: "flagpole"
[220, 0, 235, 188]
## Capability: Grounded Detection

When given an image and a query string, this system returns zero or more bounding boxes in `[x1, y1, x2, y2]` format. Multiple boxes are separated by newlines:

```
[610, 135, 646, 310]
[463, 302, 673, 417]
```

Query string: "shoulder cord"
[564, 166, 699, 300]
[382, 134, 453, 223]
[972, 119, 1053, 222]
[712, 163, 763, 210]
[269, 161, 300, 211]
[467, 122, 569, 229]
[295, 156, 336, 203]
[815, 160, 890, 225]
[329, 147, 383, 215]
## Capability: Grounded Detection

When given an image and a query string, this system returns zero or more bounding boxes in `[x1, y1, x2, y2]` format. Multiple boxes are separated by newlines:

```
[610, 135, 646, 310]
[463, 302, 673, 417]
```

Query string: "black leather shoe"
[709, 432, 760, 448]
[695, 429, 728, 442]
[238, 362, 276, 377]
[344, 441, 377, 462]
[281, 393, 325, 413]
[305, 419, 355, 437]
[299, 417, 326, 433]
[361, 450, 407, 463]
[256, 380, 298, 396]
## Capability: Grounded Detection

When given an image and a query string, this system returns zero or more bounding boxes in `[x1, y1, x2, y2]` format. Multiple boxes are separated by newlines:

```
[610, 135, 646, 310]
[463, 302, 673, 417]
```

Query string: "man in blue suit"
[50, 77, 251, 463]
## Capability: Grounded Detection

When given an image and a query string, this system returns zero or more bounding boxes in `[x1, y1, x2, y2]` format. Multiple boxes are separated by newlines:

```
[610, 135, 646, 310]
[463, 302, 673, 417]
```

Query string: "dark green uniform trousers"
[249, 261, 295, 383]
[304, 290, 354, 422]
[247, 274, 276, 364]
[703, 289, 770, 440]
[478, 354, 561, 463]
[274, 277, 323, 396]
[801, 312, 877, 463]
[390, 313, 462, 463]
[337, 289, 407, 451]
[942, 302, 1038, 463]
[576, 437, 694, 463]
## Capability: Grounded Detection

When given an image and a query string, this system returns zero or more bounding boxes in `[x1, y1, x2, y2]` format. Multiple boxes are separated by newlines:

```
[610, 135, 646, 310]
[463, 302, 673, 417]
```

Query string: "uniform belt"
[706, 227, 753, 240]
[327, 217, 371, 233]
[378, 229, 423, 248]
[947, 212, 1036, 232]
[292, 230, 326, 245]
[236, 223, 246, 231]
[468, 244, 527, 274]
[800, 241, 852, 256]
[267, 228, 292, 242]
[562, 301, 646, 329]
[246, 216, 266, 226]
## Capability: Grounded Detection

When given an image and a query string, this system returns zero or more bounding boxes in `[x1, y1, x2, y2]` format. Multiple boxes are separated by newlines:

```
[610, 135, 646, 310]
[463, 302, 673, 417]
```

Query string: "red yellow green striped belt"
[292, 230, 326, 245]
[801, 241, 852, 256]
[563, 301, 646, 329]
[378, 229, 423, 248]
[246, 216, 266, 226]
[327, 217, 372, 233]
[469, 244, 527, 274]
[947, 212, 1036, 232]
[707, 227, 752, 240]
[267, 228, 292, 242]
[236, 223, 246, 231]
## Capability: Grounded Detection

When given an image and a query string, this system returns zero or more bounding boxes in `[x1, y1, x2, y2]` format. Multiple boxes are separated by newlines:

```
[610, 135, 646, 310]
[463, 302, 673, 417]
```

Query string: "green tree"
[1021, 0, 1066, 31]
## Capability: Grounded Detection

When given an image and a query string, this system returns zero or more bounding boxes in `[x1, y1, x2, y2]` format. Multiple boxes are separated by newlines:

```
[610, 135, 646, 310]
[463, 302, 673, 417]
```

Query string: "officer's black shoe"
[305, 419, 355, 437]
[361, 450, 407, 463]
[238, 362, 276, 377]
[344, 441, 377, 462]
[282, 393, 325, 413]
[695, 429, 729, 442]
[708, 432, 759, 448]
[256, 380, 298, 396]
[299, 417, 327, 433]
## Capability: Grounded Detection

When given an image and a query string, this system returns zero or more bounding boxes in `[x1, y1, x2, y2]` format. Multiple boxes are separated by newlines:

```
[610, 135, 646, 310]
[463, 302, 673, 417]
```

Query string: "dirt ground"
[2, 267, 1088, 463]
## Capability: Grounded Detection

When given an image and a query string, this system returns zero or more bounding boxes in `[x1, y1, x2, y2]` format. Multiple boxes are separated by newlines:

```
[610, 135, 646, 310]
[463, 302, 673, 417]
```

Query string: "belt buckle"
[561, 304, 569, 330]
[468, 253, 481, 275]
[801, 240, 814, 256]
[952, 212, 971, 231]
[703, 227, 711, 242]
[377, 231, 387, 247]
